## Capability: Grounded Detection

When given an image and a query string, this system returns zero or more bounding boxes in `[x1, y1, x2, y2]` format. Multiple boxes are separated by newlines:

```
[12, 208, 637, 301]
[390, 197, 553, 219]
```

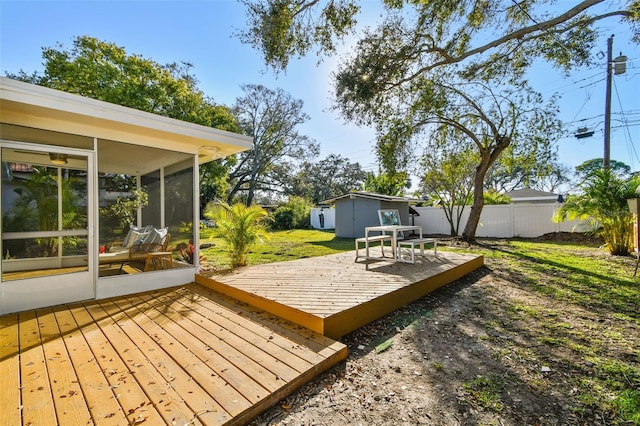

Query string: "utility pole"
[603, 35, 627, 170]
[604, 34, 613, 170]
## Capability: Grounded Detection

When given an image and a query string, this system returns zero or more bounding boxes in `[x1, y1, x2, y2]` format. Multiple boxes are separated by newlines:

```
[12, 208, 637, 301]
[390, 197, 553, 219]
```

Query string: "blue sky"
[1, 1, 639, 183]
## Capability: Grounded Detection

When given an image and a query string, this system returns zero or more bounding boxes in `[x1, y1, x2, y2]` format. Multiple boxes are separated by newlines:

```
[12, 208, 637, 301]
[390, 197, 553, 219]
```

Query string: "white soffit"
[0, 77, 252, 158]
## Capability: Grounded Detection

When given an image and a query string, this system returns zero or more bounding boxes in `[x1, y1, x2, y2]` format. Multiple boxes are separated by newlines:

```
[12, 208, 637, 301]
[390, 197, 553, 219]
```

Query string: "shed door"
[1, 143, 95, 314]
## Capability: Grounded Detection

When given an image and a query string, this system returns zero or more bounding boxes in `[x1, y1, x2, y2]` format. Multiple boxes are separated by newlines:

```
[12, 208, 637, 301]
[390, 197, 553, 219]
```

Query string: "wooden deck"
[0, 284, 347, 426]
[196, 248, 484, 339]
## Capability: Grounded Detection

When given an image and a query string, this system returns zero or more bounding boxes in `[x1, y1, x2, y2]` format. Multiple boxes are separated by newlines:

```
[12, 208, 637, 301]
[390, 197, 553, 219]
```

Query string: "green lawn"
[199, 228, 353, 271]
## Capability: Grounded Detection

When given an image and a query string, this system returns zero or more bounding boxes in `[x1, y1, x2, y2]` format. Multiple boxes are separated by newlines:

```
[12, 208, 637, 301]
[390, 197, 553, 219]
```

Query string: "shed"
[321, 191, 413, 238]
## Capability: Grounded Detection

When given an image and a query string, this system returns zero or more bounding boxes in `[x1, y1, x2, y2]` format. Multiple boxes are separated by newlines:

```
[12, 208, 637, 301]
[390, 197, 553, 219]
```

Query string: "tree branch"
[397, 1, 630, 84]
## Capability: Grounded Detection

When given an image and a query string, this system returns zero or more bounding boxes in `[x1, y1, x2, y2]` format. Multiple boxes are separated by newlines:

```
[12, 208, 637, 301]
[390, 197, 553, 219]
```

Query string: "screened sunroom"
[0, 77, 252, 314]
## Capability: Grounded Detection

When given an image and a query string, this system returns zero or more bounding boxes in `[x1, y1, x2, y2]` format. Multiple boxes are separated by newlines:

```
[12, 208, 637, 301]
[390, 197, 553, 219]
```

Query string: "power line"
[613, 77, 639, 166]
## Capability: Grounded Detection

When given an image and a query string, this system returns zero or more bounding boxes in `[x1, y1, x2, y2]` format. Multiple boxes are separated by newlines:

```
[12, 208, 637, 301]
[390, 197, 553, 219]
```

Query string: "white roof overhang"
[0, 77, 252, 164]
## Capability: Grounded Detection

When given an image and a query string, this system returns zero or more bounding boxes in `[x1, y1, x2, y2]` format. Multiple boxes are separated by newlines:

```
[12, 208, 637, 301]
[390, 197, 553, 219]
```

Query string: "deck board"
[0, 314, 21, 425]
[36, 307, 93, 425]
[99, 298, 231, 424]
[19, 310, 59, 426]
[1, 284, 347, 425]
[52, 305, 129, 425]
[66, 304, 166, 425]
[82, 300, 202, 425]
[123, 293, 256, 414]
[196, 249, 484, 339]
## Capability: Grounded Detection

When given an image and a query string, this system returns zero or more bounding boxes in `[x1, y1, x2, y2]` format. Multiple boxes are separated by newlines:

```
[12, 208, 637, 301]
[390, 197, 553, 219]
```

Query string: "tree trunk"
[462, 170, 486, 242]
[462, 136, 511, 243]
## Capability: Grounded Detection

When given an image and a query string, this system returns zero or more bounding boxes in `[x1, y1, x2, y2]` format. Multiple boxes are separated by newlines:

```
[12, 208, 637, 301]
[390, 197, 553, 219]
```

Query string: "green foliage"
[2, 166, 86, 258]
[485, 142, 568, 193]
[364, 171, 410, 196]
[463, 375, 504, 412]
[574, 158, 632, 183]
[272, 206, 295, 229]
[237, 0, 360, 72]
[612, 389, 640, 424]
[419, 129, 478, 235]
[99, 188, 149, 231]
[200, 158, 237, 207]
[554, 168, 638, 256]
[484, 189, 511, 205]
[8, 36, 239, 130]
[239, 1, 636, 77]
[286, 154, 367, 204]
[271, 196, 313, 229]
[3, 167, 57, 233]
[204, 201, 269, 267]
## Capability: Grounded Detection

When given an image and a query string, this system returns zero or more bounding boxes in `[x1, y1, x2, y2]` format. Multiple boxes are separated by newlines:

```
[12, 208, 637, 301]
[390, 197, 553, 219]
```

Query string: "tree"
[286, 154, 368, 203]
[529, 162, 573, 193]
[237, 0, 360, 72]
[228, 84, 319, 205]
[344, 78, 561, 241]
[364, 171, 410, 196]
[554, 169, 640, 256]
[239, 1, 637, 241]
[418, 128, 478, 236]
[204, 202, 269, 267]
[484, 144, 568, 193]
[240, 1, 636, 76]
[7, 36, 238, 129]
[199, 157, 237, 211]
[574, 158, 632, 183]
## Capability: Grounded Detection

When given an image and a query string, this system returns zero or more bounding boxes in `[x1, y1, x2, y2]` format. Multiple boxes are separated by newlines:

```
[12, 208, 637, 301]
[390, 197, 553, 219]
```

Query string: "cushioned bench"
[396, 238, 439, 263]
[355, 234, 392, 260]
[99, 225, 170, 270]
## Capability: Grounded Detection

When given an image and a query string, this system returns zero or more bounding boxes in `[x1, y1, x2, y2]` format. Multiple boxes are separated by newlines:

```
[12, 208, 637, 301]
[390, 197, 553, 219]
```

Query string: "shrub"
[554, 169, 640, 256]
[484, 189, 511, 205]
[204, 202, 268, 267]
[272, 206, 295, 229]
[271, 196, 313, 230]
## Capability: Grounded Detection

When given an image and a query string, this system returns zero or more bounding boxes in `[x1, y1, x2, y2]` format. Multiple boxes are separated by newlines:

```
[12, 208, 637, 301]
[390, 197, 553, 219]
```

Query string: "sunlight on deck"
[0, 284, 346, 425]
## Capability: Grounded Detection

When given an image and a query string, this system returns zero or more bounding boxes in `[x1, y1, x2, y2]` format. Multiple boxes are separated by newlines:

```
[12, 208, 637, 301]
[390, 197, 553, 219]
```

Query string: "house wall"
[414, 204, 592, 238]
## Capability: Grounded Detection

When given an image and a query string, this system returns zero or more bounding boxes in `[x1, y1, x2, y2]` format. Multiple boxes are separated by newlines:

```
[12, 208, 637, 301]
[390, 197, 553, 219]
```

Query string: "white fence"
[413, 203, 592, 238]
[310, 208, 336, 230]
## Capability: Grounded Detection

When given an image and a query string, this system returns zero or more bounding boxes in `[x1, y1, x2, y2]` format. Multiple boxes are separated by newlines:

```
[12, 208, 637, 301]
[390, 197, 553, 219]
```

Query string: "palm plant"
[554, 169, 639, 256]
[205, 202, 268, 267]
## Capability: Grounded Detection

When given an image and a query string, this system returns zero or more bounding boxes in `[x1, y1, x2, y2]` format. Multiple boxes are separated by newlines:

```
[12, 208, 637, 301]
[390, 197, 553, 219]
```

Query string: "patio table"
[364, 224, 422, 262]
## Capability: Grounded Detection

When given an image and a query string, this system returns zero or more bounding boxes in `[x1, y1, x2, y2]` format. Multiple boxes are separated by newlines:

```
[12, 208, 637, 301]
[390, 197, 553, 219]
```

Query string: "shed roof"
[0, 77, 252, 166]
[506, 188, 559, 201]
[321, 191, 414, 204]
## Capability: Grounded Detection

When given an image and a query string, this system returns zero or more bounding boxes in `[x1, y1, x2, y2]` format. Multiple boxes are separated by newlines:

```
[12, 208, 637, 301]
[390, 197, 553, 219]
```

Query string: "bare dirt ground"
[251, 237, 639, 426]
